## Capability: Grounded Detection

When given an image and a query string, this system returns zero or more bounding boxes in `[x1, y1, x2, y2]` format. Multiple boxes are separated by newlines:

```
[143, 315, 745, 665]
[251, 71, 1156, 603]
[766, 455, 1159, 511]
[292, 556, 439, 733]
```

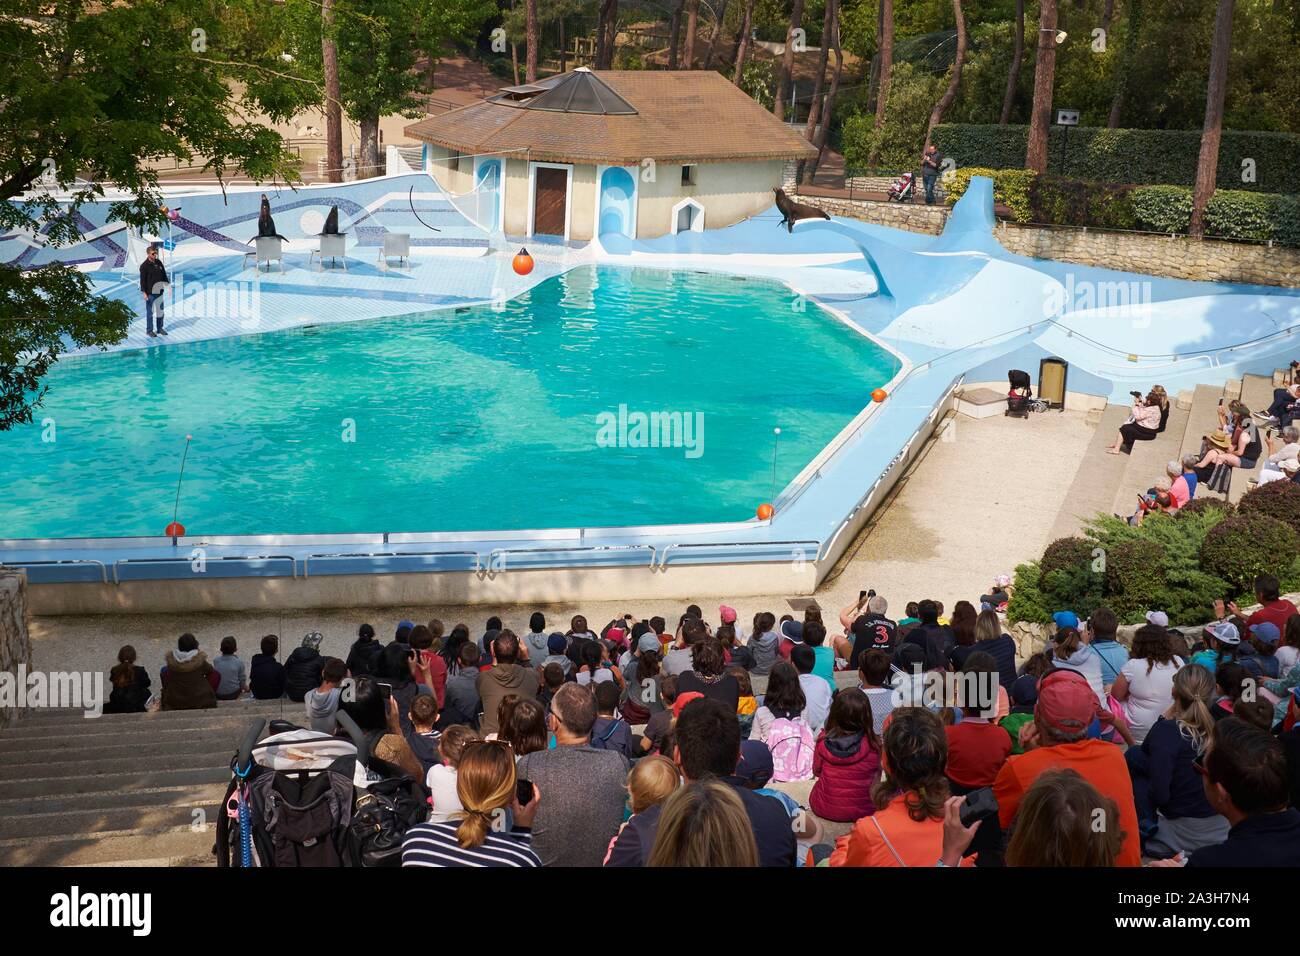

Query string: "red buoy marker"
[513, 247, 534, 276]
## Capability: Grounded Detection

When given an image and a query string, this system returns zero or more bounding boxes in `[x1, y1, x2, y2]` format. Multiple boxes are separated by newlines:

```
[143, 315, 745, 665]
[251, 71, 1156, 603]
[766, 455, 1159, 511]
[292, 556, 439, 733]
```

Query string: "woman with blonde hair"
[646, 780, 759, 867]
[1123, 664, 1228, 860]
[604, 754, 681, 864]
[401, 740, 542, 867]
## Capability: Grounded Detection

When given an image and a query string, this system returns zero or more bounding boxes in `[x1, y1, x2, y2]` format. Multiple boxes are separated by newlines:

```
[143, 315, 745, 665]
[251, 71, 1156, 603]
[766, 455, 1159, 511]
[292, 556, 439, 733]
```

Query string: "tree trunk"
[359, 115, 380, 179]
[999, 0, 1023, 124]
[705, 0, 730, 69]
[322, 0, 342, 184]
[599, 0, 619, 68]
[668, 0, 683, 68]
[1108, 0, 1139, 128]
[925, 0, 967, 149]
[868, 0, 893, 166]
[806, 0, 843, 184]
[559, 16, 567, 73]
[733, 0, 754, 84]
[868, 0, 885, 103]
[683, 0, 700, 67]
[512, 43, 521, 85]
[1189, 0, 1235, 237]
[1101, 0, 1115, 31]
[1025, 0, 1059, 172]
[525, 0, 539, 82]
[802, 0, 834, 143]
[774, 0, 806, 119]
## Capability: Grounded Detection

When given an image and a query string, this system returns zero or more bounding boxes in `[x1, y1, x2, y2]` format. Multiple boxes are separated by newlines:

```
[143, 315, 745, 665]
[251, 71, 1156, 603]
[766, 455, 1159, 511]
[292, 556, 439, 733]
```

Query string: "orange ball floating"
[512, 247, 534, 276]
[165, 521, 186, 537]
[756, 503, 774, 521]
[871, 388, 888, 403]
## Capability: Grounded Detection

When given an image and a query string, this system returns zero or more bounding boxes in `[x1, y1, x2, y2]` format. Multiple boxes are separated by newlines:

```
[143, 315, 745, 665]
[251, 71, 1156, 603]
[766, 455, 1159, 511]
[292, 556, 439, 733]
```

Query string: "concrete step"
[1240, 373, 1275, 417]
[0, 746, 237, 783]
[0, 766, 230, 801]
[9, 699, 293, 727]
[0, 715, 279, 749]
[1047, 403, 1131, 540]
[0, 785, 227, 840]
[1179, 383, 1228, 459]
[0, 733, 243, 766]
[0, 825, 216, 867]
[1108, 403, 1191, 517]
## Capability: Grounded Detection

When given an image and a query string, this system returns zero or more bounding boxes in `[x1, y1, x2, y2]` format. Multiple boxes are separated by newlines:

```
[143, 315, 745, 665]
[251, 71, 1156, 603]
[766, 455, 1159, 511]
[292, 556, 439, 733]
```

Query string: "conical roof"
[509, 68, 637, 115]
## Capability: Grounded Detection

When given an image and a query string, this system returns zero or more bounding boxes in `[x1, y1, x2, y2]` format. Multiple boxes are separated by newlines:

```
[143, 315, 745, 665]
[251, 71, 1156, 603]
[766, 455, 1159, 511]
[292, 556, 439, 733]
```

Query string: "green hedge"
[931, 124, 1300, 195]
[1200, 513, 1300, 592]
[943, 167, 1035, 222]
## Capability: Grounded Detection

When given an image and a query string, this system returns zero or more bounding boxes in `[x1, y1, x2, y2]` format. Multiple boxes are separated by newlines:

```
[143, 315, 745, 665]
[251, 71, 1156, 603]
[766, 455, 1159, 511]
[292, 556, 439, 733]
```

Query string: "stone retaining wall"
[789, 193, 951, 235]
[0, 569, 31, 730]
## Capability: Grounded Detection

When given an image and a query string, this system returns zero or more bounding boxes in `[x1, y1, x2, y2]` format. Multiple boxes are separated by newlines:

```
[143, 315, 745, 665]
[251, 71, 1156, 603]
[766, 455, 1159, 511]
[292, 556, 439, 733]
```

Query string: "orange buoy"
[513, 247, 534, 276]
[871, 388, 888, 403]
[165, 521, 186, 537]
[756, 503, 774, 520]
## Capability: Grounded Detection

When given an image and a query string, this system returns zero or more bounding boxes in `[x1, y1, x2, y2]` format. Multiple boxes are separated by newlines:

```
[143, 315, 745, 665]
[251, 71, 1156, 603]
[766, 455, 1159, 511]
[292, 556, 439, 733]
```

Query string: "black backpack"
[348, 776, 427, 867]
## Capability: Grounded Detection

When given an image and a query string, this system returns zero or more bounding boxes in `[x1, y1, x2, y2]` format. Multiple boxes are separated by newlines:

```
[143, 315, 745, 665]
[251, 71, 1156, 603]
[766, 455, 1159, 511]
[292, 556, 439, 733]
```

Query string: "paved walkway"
[30, 410, 1096, 676]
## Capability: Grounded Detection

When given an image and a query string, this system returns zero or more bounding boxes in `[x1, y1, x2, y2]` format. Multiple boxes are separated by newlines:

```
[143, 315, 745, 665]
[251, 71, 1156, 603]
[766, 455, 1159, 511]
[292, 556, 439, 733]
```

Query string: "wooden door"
[533, 167, 568, 236]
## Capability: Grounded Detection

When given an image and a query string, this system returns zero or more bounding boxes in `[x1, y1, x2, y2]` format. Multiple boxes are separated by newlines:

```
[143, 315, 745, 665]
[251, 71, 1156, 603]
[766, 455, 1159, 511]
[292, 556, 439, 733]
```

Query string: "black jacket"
[346, 638, 383, 678]
[283, 647, 324, 702]
[139, 257, 168, 294]
[105, 666, 152, 713]
[605, 777, 796, 867]
[1187, 808, 1300, 867]
[249, 652, 286, 700]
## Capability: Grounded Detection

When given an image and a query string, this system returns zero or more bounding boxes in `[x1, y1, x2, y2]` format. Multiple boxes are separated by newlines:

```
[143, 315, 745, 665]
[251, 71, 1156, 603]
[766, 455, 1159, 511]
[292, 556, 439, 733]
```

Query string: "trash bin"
[1039, 358, 1068, 410]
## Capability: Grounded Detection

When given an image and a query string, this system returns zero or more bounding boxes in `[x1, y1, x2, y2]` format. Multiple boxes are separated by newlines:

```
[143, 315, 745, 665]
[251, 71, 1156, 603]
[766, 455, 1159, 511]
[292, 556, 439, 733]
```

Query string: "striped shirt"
[401, 821, 541, 868]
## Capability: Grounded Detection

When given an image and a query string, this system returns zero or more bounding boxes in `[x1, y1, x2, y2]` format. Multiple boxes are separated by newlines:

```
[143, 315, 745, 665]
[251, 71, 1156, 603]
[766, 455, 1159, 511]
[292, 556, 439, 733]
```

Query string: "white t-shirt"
[1119, 656, 1183, 744]
[1276, 645, 1299, 675]
[426, 764, 463, 823]
[798, 673, 832, 733]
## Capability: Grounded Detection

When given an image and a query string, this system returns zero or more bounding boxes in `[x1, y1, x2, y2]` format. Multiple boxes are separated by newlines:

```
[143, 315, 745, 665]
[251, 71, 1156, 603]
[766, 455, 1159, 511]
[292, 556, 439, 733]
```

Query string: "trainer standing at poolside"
[139, 244, 169, 338]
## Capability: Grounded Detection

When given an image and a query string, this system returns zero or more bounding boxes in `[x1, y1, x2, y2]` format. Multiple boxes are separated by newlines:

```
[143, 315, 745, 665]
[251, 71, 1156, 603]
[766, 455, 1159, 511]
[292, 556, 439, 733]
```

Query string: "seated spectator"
[516, 683, 630, 866]
[438, 623, 470, 676]
[1170, 455, 1200, 507]
[592, 680, 636, 758]
[105, 645, 151, 714]
[1000, 675, 1038, 755]
[576, 638, 623, 689]
[442, 643, 483, 729]
[1086, 607, 1129, 687]
[212, 636, 246, 701]
[942, 769, 1124, 867]
[802, 621, 836, 690]
[946, 601, 979, 670]
[749, 659, 806, 744]
[427, 724, 480, 823]
[1234, 698, 1276, 733]
[604, 755, 680, 864]
[620, 645, 663, 724]
[477, 630, 540, 736]
[639, 674, 679, 756]
[405, 693, 442, 775]
[375, 641, 423, 735]
[1191, 619, 1242, 678]
[778, 618, 805, 662]
[647, 780, 760, 867]
[402, 740, 541, 867]
[979, 573, 1014, 613]
[731, 666, 758, 738]
[346, 623, 382, 678]
[1230, 574, 1298, 634]
[970, 609, 1017, 687]
[1246, 622, 1282, 679]
[521, 611, 549, 666]
[249, 634, 286, 700]
[1048, 623, 1105, 706]
[607, 697, 796, 867]
[407, 624, 447, 709]
[717, 624, 753, 671]
[283, 632, 325, 703]
[540, 632, 573, 677]
[1112, 623, 1182, 744]
[1193, 416, 1259, 484]
[305, 657, 346, 733]
[791, 644, 831, 733]
[992, 669, 1142, 866]
[501, 696, 548, 760]
[830, 707, 964, 867]
[1258, 382, 1300, 429]
[676, 640, 740, 711]
[1176, 718, 1300, 867]
[746, 612, 780, 676]
[858, 649, 896, 735]
[1210, 662, 1249, 720]
[1259, 425, 1300, 481]
[160, 633, 216, 711]
[904, 600, 954, 671]
[810, 689, 882, 822]
[1126, 664, 1228, 860]
[1278, 614, 1300, 676]
[1107, 389, 1164, 454]
[946, 653, 1012, 791]
[838, 594, 897, 669]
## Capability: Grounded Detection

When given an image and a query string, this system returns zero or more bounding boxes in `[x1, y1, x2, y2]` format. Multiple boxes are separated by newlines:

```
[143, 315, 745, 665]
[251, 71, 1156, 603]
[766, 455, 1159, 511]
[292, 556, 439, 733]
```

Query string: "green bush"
[1177, 497, 1236, 519]
[1199, 513, 1300, 592]
[1204, 190, 1281, 242]
[930, 124, 1300, 194]
[1039, 536, 1097, 579]
[1237, 479, 1300, 534]
[1029, 175, 1138, 231]
[943, 167, 1035, 222]
[841, 63, 944, 174]
[1104, 536, 1167, 620]
[1006, 562, 1051, 625]
[1130, 185, 1194, 234]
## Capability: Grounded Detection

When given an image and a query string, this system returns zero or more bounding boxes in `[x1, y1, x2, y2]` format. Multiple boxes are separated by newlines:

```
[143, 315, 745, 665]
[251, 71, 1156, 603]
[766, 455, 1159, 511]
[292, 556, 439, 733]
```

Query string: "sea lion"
[773, 187, 831, 233]
[320, 205, 341, 235]
[252, 193, 287, 242]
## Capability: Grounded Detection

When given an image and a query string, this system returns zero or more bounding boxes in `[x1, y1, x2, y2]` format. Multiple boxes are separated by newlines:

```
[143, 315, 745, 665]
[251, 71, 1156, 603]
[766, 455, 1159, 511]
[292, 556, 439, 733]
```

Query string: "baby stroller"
[888, 172, 916, 203]
[1006, 369, 1034, 418]
[213, 707, 426, 868]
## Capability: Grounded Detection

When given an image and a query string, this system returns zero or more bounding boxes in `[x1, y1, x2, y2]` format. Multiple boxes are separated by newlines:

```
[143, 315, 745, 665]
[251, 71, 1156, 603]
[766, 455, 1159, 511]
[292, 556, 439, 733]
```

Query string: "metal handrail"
[658, 540, 821, 571]
[485, 543, 656, 570]
[111, 554, 297, 584]
[6, 558, 108, 584]
[302, 550, 483, 578]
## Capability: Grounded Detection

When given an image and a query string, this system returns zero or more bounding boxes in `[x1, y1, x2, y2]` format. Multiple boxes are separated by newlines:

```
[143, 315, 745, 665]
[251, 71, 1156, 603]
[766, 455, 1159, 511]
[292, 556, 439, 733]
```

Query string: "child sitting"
[1000, 675, 1039, 755]
[638, 674, 679, 755]
[213, 636, 247, 701]
[603, 754, 680, 864]
[809, 688, 881, 822]
[305, 657, 347, 733]
[404, 694, 442, 776]
[591, 681, 635, 758]
[537, 662, 566, 713]
[735, 740, 822, 867]
[427, 724, 480, 823]
[730, 665, 758, 737]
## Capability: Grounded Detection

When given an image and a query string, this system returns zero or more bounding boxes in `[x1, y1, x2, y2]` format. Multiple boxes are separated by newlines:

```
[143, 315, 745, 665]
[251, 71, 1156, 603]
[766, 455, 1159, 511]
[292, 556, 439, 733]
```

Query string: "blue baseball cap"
[547, 632, 567, 655]
[1249, 621, 1281, 646]
[735, 739, 774, 787]
[1052, 610, 1080, 630]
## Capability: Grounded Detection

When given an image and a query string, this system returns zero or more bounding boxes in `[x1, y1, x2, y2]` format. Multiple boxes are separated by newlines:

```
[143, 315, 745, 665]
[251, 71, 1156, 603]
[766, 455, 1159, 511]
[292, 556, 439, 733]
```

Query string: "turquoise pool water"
[1, 266, 899, 538]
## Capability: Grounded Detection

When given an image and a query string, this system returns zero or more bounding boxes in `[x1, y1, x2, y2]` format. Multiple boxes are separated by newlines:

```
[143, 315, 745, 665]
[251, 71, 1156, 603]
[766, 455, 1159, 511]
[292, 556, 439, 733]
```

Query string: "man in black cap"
[138, 244, 168, 337]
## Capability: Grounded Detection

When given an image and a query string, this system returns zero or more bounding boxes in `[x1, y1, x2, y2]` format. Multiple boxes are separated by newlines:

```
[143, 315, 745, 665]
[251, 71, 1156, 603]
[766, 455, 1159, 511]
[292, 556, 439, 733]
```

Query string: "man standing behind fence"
[921, 144, 942, 205]
[139, 244, 168, 337]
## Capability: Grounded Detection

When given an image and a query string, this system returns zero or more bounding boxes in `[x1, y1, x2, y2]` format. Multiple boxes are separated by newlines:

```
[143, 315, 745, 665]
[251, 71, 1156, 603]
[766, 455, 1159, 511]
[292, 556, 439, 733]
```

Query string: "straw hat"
[1206, 429, 1231, 450]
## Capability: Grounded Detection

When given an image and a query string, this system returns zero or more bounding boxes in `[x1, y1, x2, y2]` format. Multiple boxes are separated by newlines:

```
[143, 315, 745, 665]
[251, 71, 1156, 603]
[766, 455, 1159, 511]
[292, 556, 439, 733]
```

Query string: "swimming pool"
[2, 265, 898, 539]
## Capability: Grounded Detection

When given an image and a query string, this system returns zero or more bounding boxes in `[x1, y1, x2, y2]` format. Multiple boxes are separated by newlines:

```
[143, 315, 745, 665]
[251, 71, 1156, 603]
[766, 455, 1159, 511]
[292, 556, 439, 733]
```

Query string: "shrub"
[1028, 175, 1138, 231]
[1039, 536, 1097, 579]
[1204, 190, 1279, 243]
[930, 124, 1300, 194]
[1177, 496, 1235, 519]
[1131, 185, 1194, 234]
[1199, 513, 1300, 592]
[1237, 479, 1300, 534]
[1007, 562, 1051, 625]
[841, 63, 944, 173]
[1104, 537, 1167, 620]
[943, 167, 1034, 222]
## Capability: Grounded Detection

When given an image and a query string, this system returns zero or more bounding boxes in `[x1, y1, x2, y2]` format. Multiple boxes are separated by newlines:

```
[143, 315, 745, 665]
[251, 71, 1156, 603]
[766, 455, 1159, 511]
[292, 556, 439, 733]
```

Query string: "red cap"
[673, 691, 705, 719]
[1035, 670, 1101, 736]
[719, 605, 737, 624]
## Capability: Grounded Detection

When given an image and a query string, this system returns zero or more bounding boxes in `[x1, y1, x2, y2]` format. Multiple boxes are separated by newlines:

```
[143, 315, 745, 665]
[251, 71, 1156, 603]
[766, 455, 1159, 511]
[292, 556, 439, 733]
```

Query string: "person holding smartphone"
[402, 740, 542, 867]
